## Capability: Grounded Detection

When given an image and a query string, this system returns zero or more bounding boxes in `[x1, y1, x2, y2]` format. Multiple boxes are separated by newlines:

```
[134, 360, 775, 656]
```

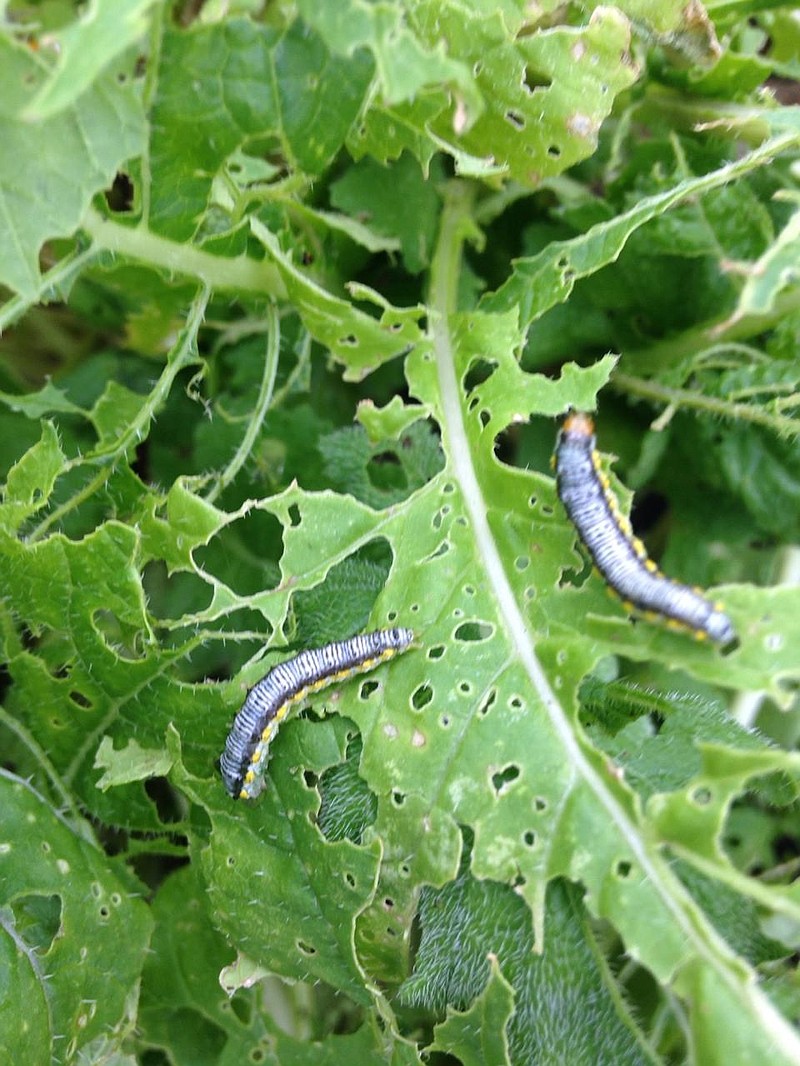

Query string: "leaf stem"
[611, 370, 800, 437]
[429, 181, 800, 1062]
[81, 208, 287, 298]
[621, 286, 800, 378]
[205, 302, 280, 503]
[0, 244, 99, 334]
[28, 286, 211, 541]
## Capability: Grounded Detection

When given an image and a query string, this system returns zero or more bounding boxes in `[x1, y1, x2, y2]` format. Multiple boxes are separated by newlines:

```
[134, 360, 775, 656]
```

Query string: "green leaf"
[0, 421, 65, 534]
[296, 0, 482, 118]
[348, 5, 639, 180]
[22, 0, 161, 121]
[0, 380, 84, 421]
[408, 872, 656, 1065]
[0, 37, 145, 299]
[431, 957, 515, 1066]
[482, 133, 800, 330]
[721, 204, 800, 325]
[94, 735, 174, 790]
[330, 154, 443, 274]
[613, 0, 721, 61]
[251, 217, 424, 378]
[0, 775, 152, 1063]
[188, 717, 383, 1003]
[584, 681, 794, 805]
[2, 6, 800, 1061]
[148, 17, 374, 238]
[140, 864, 413, 1064]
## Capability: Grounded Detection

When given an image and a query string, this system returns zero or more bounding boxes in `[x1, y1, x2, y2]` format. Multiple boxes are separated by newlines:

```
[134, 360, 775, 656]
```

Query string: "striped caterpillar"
[555, 412, 735, 644]
[220, 627, 415, 799]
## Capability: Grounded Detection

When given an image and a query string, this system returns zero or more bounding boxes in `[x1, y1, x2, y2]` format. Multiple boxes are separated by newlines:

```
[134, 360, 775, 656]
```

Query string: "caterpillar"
[220, 627, 415, 799]
[555, 412, 735, 644]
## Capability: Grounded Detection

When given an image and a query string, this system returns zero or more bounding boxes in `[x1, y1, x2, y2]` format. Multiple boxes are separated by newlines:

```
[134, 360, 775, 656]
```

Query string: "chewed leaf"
[0, 775, 151, 1061]
[0, 422, 65, 534]
[2, 4, 800, 1064]
[0, 38, 145, 299]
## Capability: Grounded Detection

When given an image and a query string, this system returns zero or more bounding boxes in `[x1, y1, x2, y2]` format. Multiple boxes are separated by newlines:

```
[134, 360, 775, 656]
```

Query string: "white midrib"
[429, 181, 800, 1063]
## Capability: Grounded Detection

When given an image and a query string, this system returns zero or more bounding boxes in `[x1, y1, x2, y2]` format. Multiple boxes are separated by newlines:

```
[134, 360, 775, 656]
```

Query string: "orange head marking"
[562, 411, 595, 437]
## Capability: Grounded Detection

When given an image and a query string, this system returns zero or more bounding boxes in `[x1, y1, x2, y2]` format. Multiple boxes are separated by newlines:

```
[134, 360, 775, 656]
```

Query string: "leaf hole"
[533, 796, 547, 811]
[515, 555, 530, 571]
[547, 144, 561, 158]
[439, 715, 451, 728]
[69, 690, 93, 710]
[691, 786, 713, 806]
[454, 620, 493, 643]
[523, 830, 537, 848]
[297, 940, 317, 956]
[523, 65, 552, 91]
[345, 872, 356, 888]
[360, 679, 380, 699]
[432, 507, 449, 530]
[616, 860, 632, 879]
[411, 683, 433, 710]
[427, 645, 446, 660]
[479, 410, 490, 428]
[424, 541, 451, 562]
[479, 689, 497, 717]
[458, 681, 472, 696]
[464, 358, 497, 393]
[339, 334, 358, 347]
[106, 171, 134, 212]
[505, 110, 526, 130]
[302, 770, 318, 789]
[492, 764, 520, 793]
[392, 790, 406, 807]
[9, 895, 61, 954]
[92, 610, 146, 661]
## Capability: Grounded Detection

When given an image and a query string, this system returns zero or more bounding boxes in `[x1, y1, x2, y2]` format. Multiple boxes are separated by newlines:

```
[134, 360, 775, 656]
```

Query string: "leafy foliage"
[1, 1, 800, 1064]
